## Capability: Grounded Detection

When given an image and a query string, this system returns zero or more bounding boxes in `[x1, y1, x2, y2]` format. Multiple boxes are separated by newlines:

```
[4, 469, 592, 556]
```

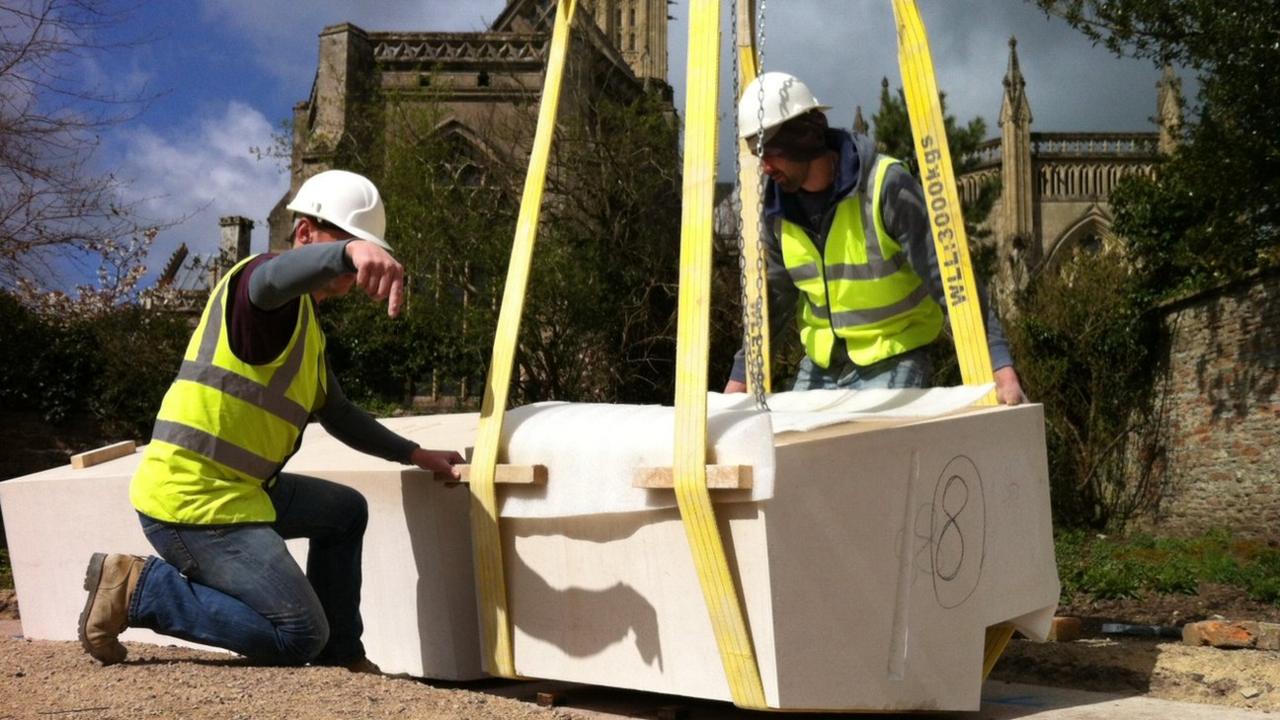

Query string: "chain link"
[729, 0, 770, 410]
[744, 0, 769, 410]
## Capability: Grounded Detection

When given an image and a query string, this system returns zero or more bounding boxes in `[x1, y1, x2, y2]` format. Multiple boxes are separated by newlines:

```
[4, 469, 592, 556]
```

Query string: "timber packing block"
[0, 390, 1059, 711]
[69, 440, 137, 469]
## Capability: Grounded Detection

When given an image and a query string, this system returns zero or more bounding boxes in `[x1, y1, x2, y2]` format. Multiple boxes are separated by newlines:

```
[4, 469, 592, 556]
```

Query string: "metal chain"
[729, 0, 769, 410]
[745, 0, 769, 410]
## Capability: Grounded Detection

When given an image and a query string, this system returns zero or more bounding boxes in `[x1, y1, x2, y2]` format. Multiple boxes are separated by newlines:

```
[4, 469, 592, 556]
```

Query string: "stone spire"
[999, 35, 1034, 283]
[852, 105, 869, 136]
[1155, 64, 1184, 154]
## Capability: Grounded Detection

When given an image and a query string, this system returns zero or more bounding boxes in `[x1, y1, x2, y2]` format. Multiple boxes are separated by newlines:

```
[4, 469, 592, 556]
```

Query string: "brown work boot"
[345, 656, 383, 675]
[78, 553, 145, 665]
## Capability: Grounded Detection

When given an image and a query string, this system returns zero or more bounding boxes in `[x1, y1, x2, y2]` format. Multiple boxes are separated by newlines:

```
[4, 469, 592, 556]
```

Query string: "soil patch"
[1059, 583, 1280, 633]
[988, 584, 1280, 712]
[0, 589, 17, 620]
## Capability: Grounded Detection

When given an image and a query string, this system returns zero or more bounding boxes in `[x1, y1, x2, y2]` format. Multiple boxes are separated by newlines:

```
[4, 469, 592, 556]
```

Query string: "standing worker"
[78, 170, 464, 673]
[726, 72, 1025, 404]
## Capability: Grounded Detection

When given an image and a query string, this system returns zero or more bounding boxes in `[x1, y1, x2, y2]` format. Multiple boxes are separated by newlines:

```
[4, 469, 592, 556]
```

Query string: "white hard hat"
[286, 169, 391, 251]
[737, 72, 831, 141]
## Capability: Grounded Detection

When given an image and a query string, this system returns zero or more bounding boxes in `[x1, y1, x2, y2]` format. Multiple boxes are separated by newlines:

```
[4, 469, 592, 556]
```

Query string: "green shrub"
[1055, 529, 1280, 605]
[1009, 248, 1168, 530]
[0, 291, 189, 438]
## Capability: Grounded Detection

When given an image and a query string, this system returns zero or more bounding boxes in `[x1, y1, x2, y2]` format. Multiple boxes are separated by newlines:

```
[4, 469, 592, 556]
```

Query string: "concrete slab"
[974, 681, 1270, 720]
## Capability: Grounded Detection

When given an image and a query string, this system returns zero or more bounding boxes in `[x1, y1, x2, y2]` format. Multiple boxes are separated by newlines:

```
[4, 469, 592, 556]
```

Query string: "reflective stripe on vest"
[130, 255, 328, 525]
[779, 155, 944, 367]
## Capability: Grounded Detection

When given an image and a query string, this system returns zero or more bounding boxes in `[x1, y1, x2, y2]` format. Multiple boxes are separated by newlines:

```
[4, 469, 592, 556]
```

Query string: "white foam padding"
[492, 387, 992, 518]
[496, 402, 775, 518]
[710, 384, 996, 433]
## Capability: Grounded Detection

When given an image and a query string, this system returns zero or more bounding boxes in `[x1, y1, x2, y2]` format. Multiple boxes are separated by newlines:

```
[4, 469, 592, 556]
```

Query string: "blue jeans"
[791, 347, 932, 390]
[127, 473, 368, 665]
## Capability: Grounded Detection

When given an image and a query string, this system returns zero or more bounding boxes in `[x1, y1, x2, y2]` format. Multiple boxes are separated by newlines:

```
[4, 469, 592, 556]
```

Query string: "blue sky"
[76, 1, 1183, 288]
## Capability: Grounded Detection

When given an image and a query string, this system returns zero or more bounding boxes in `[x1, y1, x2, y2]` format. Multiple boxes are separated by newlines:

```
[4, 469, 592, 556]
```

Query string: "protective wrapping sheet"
[496, 402, 774, 518]
[493, 385, 993, 518]
[712, 384, 995, 433]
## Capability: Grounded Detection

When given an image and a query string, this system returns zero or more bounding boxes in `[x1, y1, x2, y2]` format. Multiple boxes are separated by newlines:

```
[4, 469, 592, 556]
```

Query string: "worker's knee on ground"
[276, 615, 330, 665]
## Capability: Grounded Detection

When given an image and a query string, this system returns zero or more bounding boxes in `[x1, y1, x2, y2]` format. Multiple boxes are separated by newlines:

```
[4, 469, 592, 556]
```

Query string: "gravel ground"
[0, 636, 570, 720]
[3, 585, 1280, 718]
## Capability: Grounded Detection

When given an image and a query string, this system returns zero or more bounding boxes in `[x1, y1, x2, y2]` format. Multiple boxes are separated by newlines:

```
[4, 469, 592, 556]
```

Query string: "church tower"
[589, 0, 668, 83]
[998, 36, 1035, 288]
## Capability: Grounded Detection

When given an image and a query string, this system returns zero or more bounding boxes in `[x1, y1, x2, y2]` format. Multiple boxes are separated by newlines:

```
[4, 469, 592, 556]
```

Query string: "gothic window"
[629, 32, 635, 51]
[477, 70, 490, 87]
[629, 6, 636, 25]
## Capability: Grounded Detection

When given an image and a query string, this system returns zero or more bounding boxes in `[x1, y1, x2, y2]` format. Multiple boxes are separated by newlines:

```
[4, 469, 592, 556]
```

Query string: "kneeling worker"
[725, 73, 1025, 405]
[78, 169, 464, 672]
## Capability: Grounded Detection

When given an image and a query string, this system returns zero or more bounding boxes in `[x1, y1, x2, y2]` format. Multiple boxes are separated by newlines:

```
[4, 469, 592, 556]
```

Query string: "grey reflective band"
[185, 267, 313, 428]
[787, 263, 820, 283]
[861, 190, 884, 261]
[830, 283, 931, 327]
[175, 362, 310, 428]
[267, 307, 310, 397]
[826, 255, 906, 281]
[150, 420, 279, 480]
[196, 284, 229, 363]
[809, 303, 831, 320]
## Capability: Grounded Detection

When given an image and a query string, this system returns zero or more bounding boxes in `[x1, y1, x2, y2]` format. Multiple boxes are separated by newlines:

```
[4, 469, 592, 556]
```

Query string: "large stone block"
[493, 402, 1059, 711]
[1, 397, 1059, 712]
[0, 412, 484, 680]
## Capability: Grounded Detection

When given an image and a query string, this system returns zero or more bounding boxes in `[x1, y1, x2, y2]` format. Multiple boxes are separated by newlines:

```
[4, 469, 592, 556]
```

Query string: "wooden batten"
[413, 464, 547, 485]
[69, 441, 137, 470]
[632, 465, 753, 489]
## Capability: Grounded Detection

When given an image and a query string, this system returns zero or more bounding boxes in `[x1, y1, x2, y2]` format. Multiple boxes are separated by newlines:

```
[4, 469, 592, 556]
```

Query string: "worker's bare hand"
[723, 379, 748, 394]
[994, 366, 1027, 406]
[346, 240, 405, 318]
[412, 447, 464, 481]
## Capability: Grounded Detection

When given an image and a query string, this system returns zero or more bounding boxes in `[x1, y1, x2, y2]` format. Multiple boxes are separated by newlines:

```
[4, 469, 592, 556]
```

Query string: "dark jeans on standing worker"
[125, 473, 368, 665]
[791, 345, 932, 390]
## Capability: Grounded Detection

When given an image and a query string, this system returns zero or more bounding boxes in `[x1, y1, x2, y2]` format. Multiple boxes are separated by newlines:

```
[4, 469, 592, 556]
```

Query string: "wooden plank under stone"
[631, 465, 753, 489]
[69, 441, 136, 470]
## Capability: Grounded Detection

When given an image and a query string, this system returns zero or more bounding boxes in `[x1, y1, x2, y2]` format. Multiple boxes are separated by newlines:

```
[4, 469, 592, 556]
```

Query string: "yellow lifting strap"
[891, 0, 997, 405]
[468, 0, 579, 679]
[675, 0, 768, 708]
[735, 0, 771, 395]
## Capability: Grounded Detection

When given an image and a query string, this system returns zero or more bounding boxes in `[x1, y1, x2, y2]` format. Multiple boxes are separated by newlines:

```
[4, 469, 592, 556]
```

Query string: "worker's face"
[295, 218, 357, 300]
[760, 148, 812, 193]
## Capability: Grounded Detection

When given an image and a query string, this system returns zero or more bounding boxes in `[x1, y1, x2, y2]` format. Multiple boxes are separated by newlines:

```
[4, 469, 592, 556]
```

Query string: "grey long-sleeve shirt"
[229, 240, 418, 464]
[729, 130, 1013, 384]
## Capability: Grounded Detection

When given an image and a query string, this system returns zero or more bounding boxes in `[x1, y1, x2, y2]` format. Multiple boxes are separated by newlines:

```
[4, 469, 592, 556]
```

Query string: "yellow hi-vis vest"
[131, 255, 328, 525]
[779, 155, 945, 368]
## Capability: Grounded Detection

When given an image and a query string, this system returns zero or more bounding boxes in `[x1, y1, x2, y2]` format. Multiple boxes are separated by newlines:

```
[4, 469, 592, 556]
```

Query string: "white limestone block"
[496, 402, 1058, 711]
[1, 397, 1058, 711]
[0, 412, 485, 680]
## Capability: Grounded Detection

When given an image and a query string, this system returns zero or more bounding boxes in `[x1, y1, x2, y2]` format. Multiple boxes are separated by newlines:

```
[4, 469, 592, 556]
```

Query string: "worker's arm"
[249, 239, 404, 316]
[725, 216, 798, 393]
[248, 241, 356, 310]
[315, 364, 463, 479]
[880, 165, 1026, 405]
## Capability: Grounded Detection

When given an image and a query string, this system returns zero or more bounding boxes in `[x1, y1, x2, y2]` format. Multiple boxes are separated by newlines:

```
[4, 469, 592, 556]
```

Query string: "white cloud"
[110, 100, 288, 283]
